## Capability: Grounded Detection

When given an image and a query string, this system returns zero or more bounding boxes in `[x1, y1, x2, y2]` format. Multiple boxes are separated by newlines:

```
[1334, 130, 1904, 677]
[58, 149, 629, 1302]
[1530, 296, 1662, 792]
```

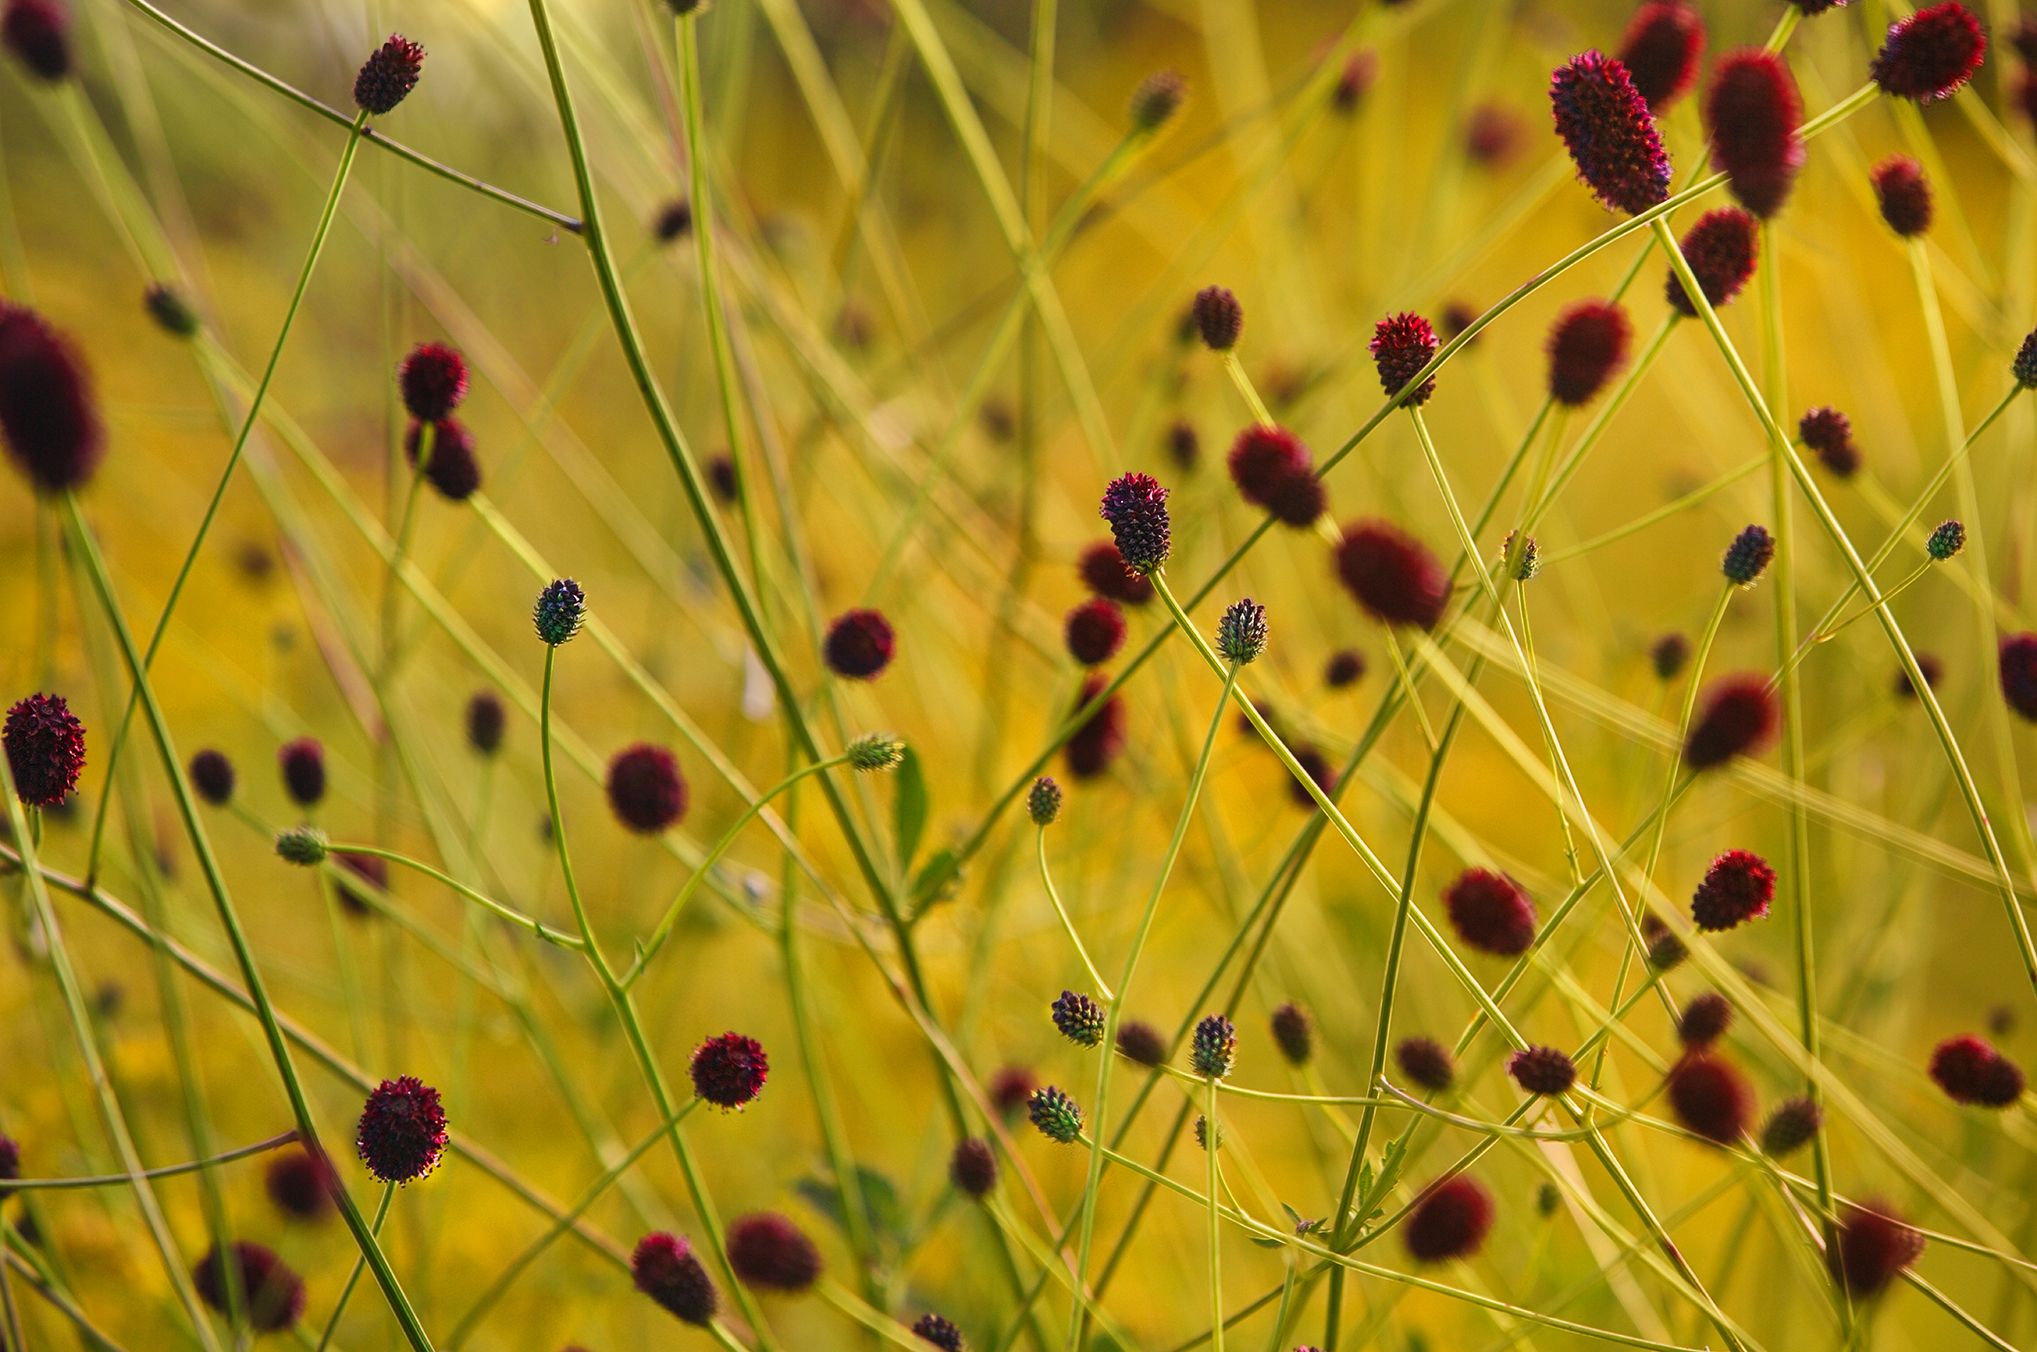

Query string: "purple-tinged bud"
[1683, 675, 1778, 768]
[0, 304, 105, 493]
[1618, 3, 1704, 110]
[188, 749, 235, 806]
[1677, 992, 1732, 1048]
[911, 1313, 965, 1351]
[465, 692, 505, 757]
[691, 1031, 768, 1109]
[1078, 541, 1154, 607]
[1190, 1014, 1236, 1079]
[1760, 1096, 1821, 1155]
[264, 1148, 338, 1222]
[1444, 868, 1537, 957]
[950, 1138, 996, 1197]
[1929, 1034, 2024, 1107]
[1691, 848, 1775, 931]
[397, 342, 468, 422]
[3, 0, 70, 81]
[1396, 1036, 1456, 1093]
[1027, 776, 1062, 827]
[404, 418, 481, 501]
[1508, 1045, 1577, 1096]
[1051, 990, 1107, 1048]
[1065, 673, 1127, 780]
[1116, 1020, 1167, 1067]
[1872, 156, 1932, 237]
[1546, 300, 1630, 406]
[606, 743, 687, 834]
[1064, 598, 1127, 667]
[1666, 208, 1759, 317]
[1334, 521, 1449, 630]
[654, 198, 693, 242]
[1404, 1176, 1494, 1262]
[1799, 405, 1860, 478]
[1191, 286, 1243, 351]
[278, 737, 325, 807]
[1325, 649, 1365, 688]
[194, 1242, 305, 1333]
[1027, 1086, 1083, 1143]
[1216, 598, 1268, 665]
[1722, 524, 1775, 585]
[823, 608, 896, 679]
[1829, 1201, 1924, 1298]
[1099, 472, 1171, 573]
[1705, 50, 1803, 218]
[633, 1232, 718, 1325]
[1550, 52, 1672, 215]
[726, 1212, 821, 1293]
[1270, 1003, 1313, 1066]
[2002, 634, 2037, 719]
[1666, 1053, 1752, 1144]
[532, 578, 586, 646]
[4, 692, 84, 807]
[1871, 3, 1986, 104]
[1369, 312, 1439, 406]
[353, 34, 425, 115]
[1649, 633, 1690, 681]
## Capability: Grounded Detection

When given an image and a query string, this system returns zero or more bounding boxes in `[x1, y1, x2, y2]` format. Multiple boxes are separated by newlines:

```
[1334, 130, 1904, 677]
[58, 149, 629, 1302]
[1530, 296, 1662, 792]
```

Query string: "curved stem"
[1, 1131, 297, 1193]
[317, 843, 585, 950]
[1036, 827, 1112, 999]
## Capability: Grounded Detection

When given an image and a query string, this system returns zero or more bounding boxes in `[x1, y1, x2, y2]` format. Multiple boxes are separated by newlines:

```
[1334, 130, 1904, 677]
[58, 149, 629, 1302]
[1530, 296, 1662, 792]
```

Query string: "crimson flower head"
[1270, 1002, 1313, 1066]
[188, 748, 235, 806]
[1508, 1045, 1577, 1096]
[1369, 312, 1439, 406]
[1550, 52, 1672, 215]
[1064, 598, 1127, 667]
[1830, 1201, 1924, 1298]
[194, 1242, 305, 1333]
[1799, 405, 1860, 478]
[1666, 1053, 1752, 1144]
[824, 608, 896, 679]
[4, 692, 84, 807]
[404, 418, 480, 501]
[0, 303, 105, 494]
[1078, 540, 1154, 606]
[1334, 521, 1449, 630]
[1761, 1096, 1822, 1156]
[727, 1212, 821, 1293]
[3, 0, 70, 81]
[354, 34, 425, 115]
[911, 1313, 966, 1351]
[1618, 3, 1704, 109]
[1872, 156, 1932, 237]
[1403, 1175, 1494, 1262]
[1872, 3, 1986, 103]
[1678, 992, 1732, 1048]
[1929, 1034, 2025, 1107]
[265, 1147, 339, 1222]
[1099, 472, 1171, 573]
[1683, 674, 1778, 768]
[950, 1138, 997, 1197]
[1546, 300, 1630, 406]
[691, 1031, 768, 1109]
[1444, 867, 1537, 957]
[1333, 48, 1377, 113]
[2002, 633, 2037, 719]
[1666, 208, 1759, 317]
[988, 1065, 1036, 1119]
[606, 742, 687, 834]
[397, 342, 467, 421]
[1396, 1036, 1456, 1093]
[633, 1232, 718, 1325]
[1191, 285, 1243, 351]
[357, 1075, 447, 1184]
[1228, 424, 1311, 510]
[1117, 1019, 1167, 1066]
[1064, 672, 1127, 779]
[466, 692, 505, 757]
[1691, 848, 1775, 931]
[1706, 51, 1803, 218]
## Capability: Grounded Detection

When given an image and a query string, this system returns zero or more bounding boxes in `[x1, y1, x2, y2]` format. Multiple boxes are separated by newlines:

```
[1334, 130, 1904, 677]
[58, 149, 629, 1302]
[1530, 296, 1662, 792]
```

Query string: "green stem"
[316, 843, 585, 949]
[1037, 827, 1113, 998]
[1206, 1078, 1224, 1352]
[3, 1131, 297, 1192]
[317, 1182, 397, 1350]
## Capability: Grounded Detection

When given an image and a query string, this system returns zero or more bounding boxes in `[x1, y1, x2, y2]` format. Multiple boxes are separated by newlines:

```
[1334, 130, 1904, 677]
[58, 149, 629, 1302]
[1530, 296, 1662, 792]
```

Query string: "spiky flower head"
[274, 826, 329, 866]
[911, 1313, 966, 1351]
[1190, 1014, 1236, 1079]
[823, 608, 896, 679]
[1871, 3, 1986, 103]
[188, 748, 235, 806]
[1404, 1175, 1495, 1262]
[0, 303, 105, 494]
[1666, 208, 1759, 317]
[1799, 405, 1860, 478]
[1079, 540, 1154, 606]
[2017, 328, 2037, 389]
[1549, 51, 1672, 215]
[949, 1138, 997, 1197]
[1927, 518, 1966, 561]
[606, 743, 687, 834]
[1705, 50, 1803, 218]
[1099, 472, 1171, 573]
[1830, 1201, 1925, 1298]
[1116, 1020, 1167, 1066]
[1026, 1086, 1083, 1143]
[1064, 597, 1127, 667]
[532, 578, 586, 647]
[1191, 285, 1242, 351]
[398, 342, 467, 422]
[727, 1213, 821, 1294]
[1683, 674, 1778, 769]
[1193, 1114, 1223, 1151]
[1872, 156, 1932, 237]
[1667, 1053, 1752, 1144]
[354, 34, 424, 114]
[1761, 1096, 1822, 1156]
[1649, 632, 1690, 681]
[1618, 3, 1704, 110]
[1270, 1002, 1313, 1066]
[690, 1031, 769, 1109]
[1216, 598, 1268, 665]
[1929, 1034, 2025, 1107]
[355, 1075, 447, 1184]
[1444, 867, 1537, 957]
[194, 1242, 305, 1333]
[633, 1232, 718, 1325]
[1502, 531, 1540, 581]
[1546, 300, 1631, 406]
[1507, 1045, 1577, 1096]
[1051, 990, 1107, 1048]
[1396, 1036, 1457, 1093]
[3, 0, 71, 81]
[1129, 69, 1186, 131]
[465, 692, 505, 757]
[145, 284, 199, 337]
[846, 734, 905, 772]
[1691, 848, 1775, 931]
[1722, 524, 1775, 585]
[1027, 775, 1062, 826]
[3, 692, 84, 807]
[1335, 520, 1450, 630]
[1678, 992, 1732, 1048]
[1368, 312, 1439, 406]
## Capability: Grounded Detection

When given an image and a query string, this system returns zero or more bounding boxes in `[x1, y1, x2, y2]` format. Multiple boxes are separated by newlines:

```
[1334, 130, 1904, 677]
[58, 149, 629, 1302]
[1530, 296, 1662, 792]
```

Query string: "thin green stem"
[317, 1182, 397, 1351]
[316, 843, 585, 950]
[1037, 827, 1113, 998]
[1205, 1077, 1224, 1352]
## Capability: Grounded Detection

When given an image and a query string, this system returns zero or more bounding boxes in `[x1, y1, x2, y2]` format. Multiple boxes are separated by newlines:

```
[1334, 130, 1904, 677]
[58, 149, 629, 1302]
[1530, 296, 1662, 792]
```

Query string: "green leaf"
[793, 1164, 907, 1261]
[892, 747, 929, 872]
[911, 848, 962, 910]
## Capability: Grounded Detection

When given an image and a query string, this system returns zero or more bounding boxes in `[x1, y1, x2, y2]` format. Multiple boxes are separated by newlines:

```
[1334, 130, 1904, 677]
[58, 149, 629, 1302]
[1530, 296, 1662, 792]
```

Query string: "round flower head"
[1799, 405, 1860, 478]
[397, 342, 467, 422]
[4, 692, 84, 807]
[989, 1065, 1036, 1119]
[1666, 208, 1759, 317]
[1369, 312, 1439, 406]
[606, 743, 687, 834]
[1264, 468, 1327, 526]
[1895, 652, 1944, 700]
[633, 1232, 718, 1325]
[0, 304, 105, 493]
[846, 733, 905, 772]
[1618, 2, 1704, 110]
[1929, 1034, 2024, 1107]
[1065, 672, 1127, 780]
[1190, 1013, 1236, 1079]
[1270, 1002, 1313, 1066]
[1027, 1085, 1083, 1143]
[2004, 634, 2037, 720]
[1830, 1201, 1925, 1298]
[691, 1031, 768, 1109]
[1227, 425, 1311, 510]
[727, 1212, 821, 1294]
[1403, 1175, 1494, 1262]
[654, 198, 693, 242]
[1705, 50, 1803, 218]
[278, 737, 325, 807]
[1643, 913, 1689, 969]
[187, 748, 235, 806]
[1464, 104, 1523, 166]
[705, 453, 737, 503]
[1927, 518, 1965, 561]
[274, 826, 329, 866]
[532, 578, 586, 646]
[950, 1138, 997, 1197]
[144, 284, 199, 338]
[265, 1148, 337, 1222]
[1439, 300, 1480, 342]
[1761, 1095, 1822, 1156]
[912, 1313, 966, 1351]
[354, 34, 425, 114]
[356, 1075, 447, 1184]
[1507, 1045, 1576, 1096]
[1333, 48, 1377, 113]
[1335, 521, 1450, 630]
[1325, 649, 1366, 688]
[1396, 1036, 1456, 1094]
[1649, 632, 1690, 680]
[1216, 598, 1268, 665]
[1872, 156, 1932, 237]
[1546, 300, 1630, 406]
[194, 1242, 305, 1333]
[1078, 540, 1155, 606]
[1099, 472, 1171, 574]
[333, 851, 387, 918]
[1027, 775, 1062, 826]
[1129, 68, 1185, 131]
[1872, 3, 1986, 103]
[1722, 524, 1775, 586]
[2015, 328, 2037, 389]
[824, 608, 896, 679]
[1051, 990, 1107, 1048]
[465, 692, 505, 757]
[1550, 51, 1672, 215]
[1444, 867, 1537, 957]
[1666, 1053, 1752, 1144]
[1678, 992, 1732, 1048]
[1683, 674, 1779, 769]
[3, 0, 71, 81]
[1064, 598, 1127, 667]
[404, 418, 481, 501]
[1166, 419, 1199, 471]
[1116, 1019, 1167, 1067]
[1691, 848, 1775, 931]
[1191, 285, 1242, 351]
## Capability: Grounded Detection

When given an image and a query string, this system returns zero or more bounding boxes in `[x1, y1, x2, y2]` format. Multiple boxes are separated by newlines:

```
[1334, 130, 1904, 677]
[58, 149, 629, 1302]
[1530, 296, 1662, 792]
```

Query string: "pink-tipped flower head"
[1099, 472, 1171, 573]
[2002, 634, 2037, 719]
[606, 742, 687, 834]
[1872, 3, 1986, 103]
[1691, 848, 1775, 931]
[1683, 674, 1778, 768]
[4, 692, 83, 807]
[1078, 541, 1154, 606]
[1508, 1045, 1577, 1096]
[727, 1213, 821, 1294]
[1191, 285, 1242, 351]
[1929, 1034, 2025, 1107]
[1227, 425, 1311, 509]
[194, 1242, 305, 1333]
[1830, 1201, 1925, 1298]
[1705, 51, 1804, 218]
[1546, 300, 1631, 406]
[1396, 1036, 1456, 1093]
[1550, 52, 1672, 214]
[1064, 672, 1127, 779]
[823, 608, 895, 679]
[0, 304, 104, 493]
[691, 1032, 768, 1109]
[1444, 868, 1537, 957]
[404, 418, 481, 502]
[1403, 1175, 1494, 1262]
[633, 1232, 718, 1325]
[1678, 992, 1732, 1048]
[3, 0, 70, 81]
[354, 34, 425, 114]
[1872, 156, 1932, 237]
[1666, 208, 1759, 317]
[397, 342, 467, 422]
[1618, 3, 1704, 110]
[1369, 312, 1439, 406]
[265, 1148, 338, 1222]
[950, 1137, 997, 1196]
[1334, 521, 1449, 630]
[1666, 1052, 1752, 1143]
[356, 1075, 447, 1184]
[1799, 405, 1860, 478]
[1063, 598, 1127, 667]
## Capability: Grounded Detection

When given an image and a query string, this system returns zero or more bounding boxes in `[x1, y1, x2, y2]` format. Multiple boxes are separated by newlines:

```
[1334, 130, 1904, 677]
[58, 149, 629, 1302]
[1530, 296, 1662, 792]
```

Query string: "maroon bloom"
[706, 452, 737, 502]
[1550, 52, 1672, 215]
[1065, 672, 1127, 779]
[397, 342, 467, 422]
[1325, 649, 1365, 688]
[356, 1075, 447, 1184]
[189, 748, 236, 806]
[1705, 51, 1803, 218]
[2, 0, 69, 81]
[4, 692, 84, 807]
[606, 742, 688, 834]
[1444, 868, 1537, 957]
[1872, 156, 1932, 237]
[1334, 521, 1449, 630]
[1678, 992, 1732, 1049]
[1403, 1175, 1494, 1262]
[727, 1212, 821, 1293]
[1465, 104, 1524, 166]
[2005, 634, 2037, 720]
[634, 1232, 718, 1325]
[1650, 632, 1691, 680]
[1830, 1201, 1924, 1298]
[1286, 744, 1337, 808]
[1546, 300, 1630, 406]
[1617, 2, 1704, 109]
[1333, 48, 1377, 113]
[404, 418, 481, 501]
[1265, 468, 1327, 526]
[1683, 674, 1778, 768]
[1666, 209, 1759, 317]
[1099, 472, 1171, 574]
[1078, 541, 1154, 606]
[1666, 1053, 1752, 1144]
[1508, 1045, 1577, 1096]
[1227, 425, 1311, 509]
[691, 1031, 768, 1108]
[950, 1137, 997, 1196]
[354, 33, 425, 115]
[1799, 405, 1860, 478]
[1191, 285, 1243, 351]
[0, 303, 105, 493]
[1691, 848, 1775, 931]
[1761, 1096, 1822, 1156]
[466, 691, 505, 756]
[1929, 1034, 2025, 1107]
[194, 1242, 305, 1333]
[1064, 598, 1127, 667]
[1270, 1003, 1314, 1066]
[824, 608, 896, 679]
[1166, 418, 1199, 471]
[1369, 312, 1439, 406]
[1117, 1019, 1168, 1067]
[912, 1313, 966, 1351]
[265, 1148, 338, 1222]
[1871, 3, 1987, 103]
[279, 737, 325, 807]
[1396, 1036, 1456, 1093]
[988, 1065, 1036, 1119]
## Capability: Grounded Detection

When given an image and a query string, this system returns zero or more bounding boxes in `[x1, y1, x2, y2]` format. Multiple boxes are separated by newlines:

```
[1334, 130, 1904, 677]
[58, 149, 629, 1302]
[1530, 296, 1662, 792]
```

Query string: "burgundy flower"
[1191, 285, 1243, 351]
[1691, 848, 1775, 931]
[1165, 418, 1199, 471]
[356, 1075, 447, 1183]
[1099, 472, 1171, 574]
[1895, 653, 1944, 700]
[1550, 51, 1672, 215]
[1444, 867, 1537, 957]
[988, 1065, 1036, 1119]
[950, 1137, 997, 1196]
[1228, 425, 1310, 509]
[1677, 992, 1732, 1048]
[1064, 598, 1127, 667]
[1761, 1096, 1822, 1156]
[1285, 743, 1338, 808]
[354, 34, 425, 115]
[1065, 672, 1127, 780]
[1270, 1003, 1314, 1066]
[1871, 3, 1987, 103]
[1465, 104, 1524, 166]
[1545, 300, 1630, 406]
[1929, 1034, 2025, 1107]
[1369, 312, 1439, 406]
[1396, 1036, 1456, 1093]
[279, 737, 325, 807]
[727, 1212, 821, 1293]
[1872, 156, 1932, 237]
[0, 304, 105, 493]
[1799, 405, 1860, 478]
[1705, 51, 1803, 218]
[465, 691, 505, 756]
[4, 692, 84, 807]
[2, 0, 69, 81]
[1325, 649, 1365, 688]
[397, 342, 467, 422]
[1722, 524, 1775, 586]
[1507, 1045, 1577, 1096]
[1829, 1201, 1924, 1298]
[1666, 208, 1759, 317]
[633, 1232, 718, 1325]
[1116, 1019, 1168, 1067]
[404, 418, 481, 501]
[189, 748, 236, 806]
[1666, 1053, 1752, 1144]
[194, 1242, 305, 1333]
[1078, 541, 1154, 606]
[1403, 1175, 1494, 1262]
[1683, 674, 1778, 768]
[912, 1313, 966, 1351]
[1265, 468, 1326, 526]
[2003, 634, 2037, 719]
[1618, 2, 1704, 110]
[691, 1031, 768, 1108]
[265, 1148, 338, 1222]
[824, 608, 895, 679]
[606, 742, 687, 834]
[1334, 521, 1449, 630]
[1333, 49, 1377, 113]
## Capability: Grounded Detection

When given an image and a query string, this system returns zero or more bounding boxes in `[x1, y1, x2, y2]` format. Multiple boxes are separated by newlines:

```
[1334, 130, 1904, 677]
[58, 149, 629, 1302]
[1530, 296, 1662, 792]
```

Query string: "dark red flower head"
[397, 342, 467, 422]
[1065, 672, 1127, 779]
[4, 692, 84, 807]
[1228, 424, 1311, 509]
[1799, 405, 1860, 477]
[1678, 992, 1732, 1048]
[1691, 848, 1775, 931]
[655, 198, 693, 242]
[2014, 328, 2037, 389]
[1872, 156, 1932, 237]
[3, 0, 70, 81]
[1334, 521, 1449, 630]
[1508, 1045, 1577, 1096]
[1325, 649, 1366, 688]
[1683, 674, 1778, 768]
[1895, 652, 1944, 699]
[1369, 312, 1439, 406]
[356, 1075, 447, 1184]
[279, 736, 325, 807]
[404, 418, 481, 501]
[950, 1137, 997, 1197]
[1761, 1096, 1822, 1156]
[1706, 51, 1804, 219]
[1396, 1036, 1456, 1093]
[912, 1313, 966, 1351]
[1099, 472, 1171, 573]
[1333, 48, 1377, 113]
[1444, 868, 1537, 956]
[354, 34, 425, 115]
[1465, 104, 1523, 166]
[1078, 540, 1154, 606]
[1618, 3, 1704, 110]
[1929, 1033, 2025, 1107]
[1403, 1175, 1494, 1262]
[2003, 634, 2037, 719]
[1830, 1201, 1924, 1298]
[824, 608, 896, 679]
[1064, 598, 1127, 667]
[1666, 1052, 1752, 1144]
[465, 691, 505, 757]
[691, 1031, 768, 1109]
[1666, 208, 1759, 317]
[1166, 418, 1199, 471]
[194, 1242, 305, 1333]
[727, 1212, 821, 1293]
[1550, 51, 1672, 215]
[0, 304, 105, 493]
[265, 1147, 338, 1222]
[1286, 744, 1338, 808]
[1191, 285, 1243, 351]
[988, 1064, 1036, 1119]
[188, 748, 236, 806]
[1650, 633, 1690, 680]
[1546, 300, 1631, 406]
[606, 742, 687, 834]
[1265, 468, 1327, 526]
[1270, 1002, 1314, 1066]
[1872, 3, 1986, 103]
[633, 1232, 718, 1325]
[1116, 1018, 1168, 1066]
